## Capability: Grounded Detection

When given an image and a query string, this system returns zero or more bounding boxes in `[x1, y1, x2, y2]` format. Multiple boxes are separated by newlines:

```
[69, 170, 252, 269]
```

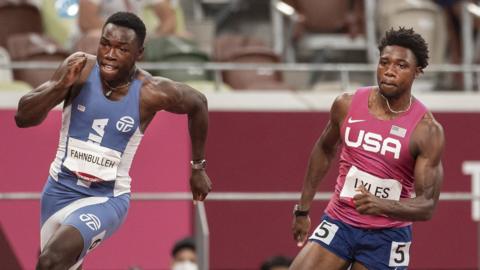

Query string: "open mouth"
[101, 63, 118, 72]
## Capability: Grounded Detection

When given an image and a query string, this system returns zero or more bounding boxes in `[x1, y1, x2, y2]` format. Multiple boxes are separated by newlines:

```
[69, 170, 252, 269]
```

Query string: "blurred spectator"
[278, 0, 367, 88]
[75, 0, 184, 53]
[213, 34, 291, 90]
[434, 0, 471, 89]
[260, 255, 292, 270]
[79, 0, 176, 36]
[434, 0, 463, 64]
[284, 0, 364, 40]
[213, 0, 272, 46]
[171, 236, 198, 270]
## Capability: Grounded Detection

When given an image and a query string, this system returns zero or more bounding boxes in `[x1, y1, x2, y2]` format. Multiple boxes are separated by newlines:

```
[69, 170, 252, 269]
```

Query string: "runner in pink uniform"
[290, 27, 445, 270]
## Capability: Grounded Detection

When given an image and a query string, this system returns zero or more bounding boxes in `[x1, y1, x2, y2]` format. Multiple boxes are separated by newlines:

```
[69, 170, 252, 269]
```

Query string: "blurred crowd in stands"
[0, 0, 478, 92]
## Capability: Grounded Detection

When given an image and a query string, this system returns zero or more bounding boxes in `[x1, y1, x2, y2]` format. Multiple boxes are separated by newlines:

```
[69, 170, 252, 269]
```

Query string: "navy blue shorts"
[309, 214, 412, 269]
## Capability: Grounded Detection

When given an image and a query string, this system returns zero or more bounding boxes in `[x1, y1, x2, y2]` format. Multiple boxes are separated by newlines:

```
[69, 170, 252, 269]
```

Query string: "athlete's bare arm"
[353, 112, 445, 221]
[292, 93, 351, 245]
[140, 77, 212, 201]
[15, 53, 88, 127]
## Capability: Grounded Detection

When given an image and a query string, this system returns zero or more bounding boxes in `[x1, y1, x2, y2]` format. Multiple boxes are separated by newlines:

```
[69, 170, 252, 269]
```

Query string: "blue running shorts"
[309, 214, 412, 269]
[40, 177, 130, 265]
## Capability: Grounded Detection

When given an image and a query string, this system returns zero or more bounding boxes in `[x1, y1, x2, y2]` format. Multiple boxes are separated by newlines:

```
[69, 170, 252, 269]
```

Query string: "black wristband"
[293, 204, 309, 217]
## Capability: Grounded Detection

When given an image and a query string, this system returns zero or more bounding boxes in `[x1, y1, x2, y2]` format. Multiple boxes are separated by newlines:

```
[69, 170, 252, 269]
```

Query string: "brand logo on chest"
[345, 126, 402, 159]
[116, 116, 135, 133]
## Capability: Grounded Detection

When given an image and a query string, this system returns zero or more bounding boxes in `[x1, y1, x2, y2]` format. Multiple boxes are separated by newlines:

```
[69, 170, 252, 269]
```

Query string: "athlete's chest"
[67, 87, 141, 151]
[341, 115, 412, 161]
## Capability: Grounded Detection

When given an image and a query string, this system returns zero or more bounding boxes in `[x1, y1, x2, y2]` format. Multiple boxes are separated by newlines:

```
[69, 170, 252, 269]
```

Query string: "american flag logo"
[390, 125, 407, 138]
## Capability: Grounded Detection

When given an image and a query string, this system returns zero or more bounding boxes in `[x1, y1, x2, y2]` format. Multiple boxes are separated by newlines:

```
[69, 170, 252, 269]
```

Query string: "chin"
[99, 70, 118, 82]
[379, 85, 399, 98]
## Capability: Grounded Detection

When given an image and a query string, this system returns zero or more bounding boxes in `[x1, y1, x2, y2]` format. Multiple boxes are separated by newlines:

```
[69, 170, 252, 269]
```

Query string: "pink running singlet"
[325, 87, 427, 229]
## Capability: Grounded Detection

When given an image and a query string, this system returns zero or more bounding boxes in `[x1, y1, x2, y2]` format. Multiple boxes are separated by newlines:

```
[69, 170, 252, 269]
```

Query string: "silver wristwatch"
[190, 159, 207, 170]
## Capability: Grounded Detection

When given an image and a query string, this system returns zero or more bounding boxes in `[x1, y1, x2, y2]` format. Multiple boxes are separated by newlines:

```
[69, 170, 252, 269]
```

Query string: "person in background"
[171, 237, 198, 270]
[75, 0, 179, 53]
[260, 255, 292, 270]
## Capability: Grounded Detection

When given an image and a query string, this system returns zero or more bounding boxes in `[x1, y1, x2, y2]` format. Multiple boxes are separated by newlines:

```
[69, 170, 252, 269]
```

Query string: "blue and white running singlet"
[40, 64, 144, 268]
[49, 64, 143, 197]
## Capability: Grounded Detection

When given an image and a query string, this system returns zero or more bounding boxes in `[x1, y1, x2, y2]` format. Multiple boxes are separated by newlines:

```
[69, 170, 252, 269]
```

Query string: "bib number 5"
[389, 241, 411, 267]
[309, 220, 339, 245]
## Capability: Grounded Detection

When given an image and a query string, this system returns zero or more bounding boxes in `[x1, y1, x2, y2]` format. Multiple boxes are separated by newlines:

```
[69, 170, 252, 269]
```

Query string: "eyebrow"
[380, 55, 410, 63]
[100, 36, 129, 45]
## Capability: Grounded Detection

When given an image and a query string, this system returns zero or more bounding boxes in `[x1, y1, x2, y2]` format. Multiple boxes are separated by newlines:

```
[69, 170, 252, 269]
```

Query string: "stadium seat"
[0, 46, 32, 91]
[272, 0, 377, 64]
[144, 36, 211, 82]
[7, 33, 69, 88]
[222, 47, 289, 90]
[0, 0, 43, 48]
[376, 0, 447, 65]
[0, 47, 13, 83]
[214, 34, 291, 90]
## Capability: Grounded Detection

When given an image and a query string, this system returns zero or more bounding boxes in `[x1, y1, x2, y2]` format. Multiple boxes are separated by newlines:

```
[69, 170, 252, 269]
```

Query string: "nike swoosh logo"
[347, 117, 366, 124]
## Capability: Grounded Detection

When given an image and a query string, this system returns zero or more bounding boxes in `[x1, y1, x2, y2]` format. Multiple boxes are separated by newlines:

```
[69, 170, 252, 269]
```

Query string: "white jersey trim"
[114, 127, 143, 196]
[49, 105, 72, 180]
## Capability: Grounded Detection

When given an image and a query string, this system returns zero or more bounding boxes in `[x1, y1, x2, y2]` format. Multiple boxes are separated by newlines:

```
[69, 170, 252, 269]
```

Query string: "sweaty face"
[97, 23, 143, 83]
[376, 45, 420, 98]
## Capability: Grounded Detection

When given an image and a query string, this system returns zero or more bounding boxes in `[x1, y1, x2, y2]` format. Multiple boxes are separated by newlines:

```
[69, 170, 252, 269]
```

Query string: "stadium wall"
[1, 90, 479, 269]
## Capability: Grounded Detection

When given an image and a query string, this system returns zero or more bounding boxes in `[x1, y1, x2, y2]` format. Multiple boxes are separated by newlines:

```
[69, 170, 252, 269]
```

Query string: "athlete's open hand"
[353, 185, 385, 216]
[292, 215, 311, 247]
[57, 53, 87, 89]
[190, 170, 212, 203]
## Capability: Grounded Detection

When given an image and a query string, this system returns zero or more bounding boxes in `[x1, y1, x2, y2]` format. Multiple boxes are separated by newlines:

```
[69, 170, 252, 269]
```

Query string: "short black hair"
[171, 237, 195, 257]
[378, 27, 429, 71]
[104, 11, 146, 46]
[260, 255, 292, 270]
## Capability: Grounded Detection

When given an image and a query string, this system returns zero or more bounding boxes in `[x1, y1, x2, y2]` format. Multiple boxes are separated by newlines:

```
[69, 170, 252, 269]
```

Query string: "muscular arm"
[15, 53, 87, 128]
[142, 78, 211, 200]
[167, 83, 208, 161]
[292, 93, 349, 245]
[354, 113, 445, 221]
[143, 79, 208, 160]
[298, 94, 349, 211]
[385, 115, 444, 221]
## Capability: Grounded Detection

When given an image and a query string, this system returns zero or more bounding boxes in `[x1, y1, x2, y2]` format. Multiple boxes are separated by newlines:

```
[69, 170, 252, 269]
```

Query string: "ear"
[137, 46, 145, 61]
[415, 66, 422, 77]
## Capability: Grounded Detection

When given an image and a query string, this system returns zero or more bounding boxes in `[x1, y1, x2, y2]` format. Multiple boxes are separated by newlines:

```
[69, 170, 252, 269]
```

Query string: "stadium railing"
[1, 190, 479, 270]
[2, 61, 480, 92]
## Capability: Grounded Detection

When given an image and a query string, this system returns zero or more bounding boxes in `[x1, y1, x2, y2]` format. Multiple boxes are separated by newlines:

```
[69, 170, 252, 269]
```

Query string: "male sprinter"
[290, 27, 444, 269]
[15, 12, 212, 270]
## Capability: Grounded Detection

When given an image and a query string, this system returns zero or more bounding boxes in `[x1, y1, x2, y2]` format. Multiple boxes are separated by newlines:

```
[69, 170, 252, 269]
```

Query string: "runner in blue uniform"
[15, 12, 212, 270]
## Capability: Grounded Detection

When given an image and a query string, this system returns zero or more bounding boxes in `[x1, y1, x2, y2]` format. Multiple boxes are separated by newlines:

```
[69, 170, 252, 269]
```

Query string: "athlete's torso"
[48, 64, 144, 197]
[325, 87, 428, 228]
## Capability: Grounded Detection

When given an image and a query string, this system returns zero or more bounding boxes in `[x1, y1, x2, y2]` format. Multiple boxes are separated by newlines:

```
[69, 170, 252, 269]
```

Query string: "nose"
[105, 48, 115, 60]
[384, 64, 395, 78]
